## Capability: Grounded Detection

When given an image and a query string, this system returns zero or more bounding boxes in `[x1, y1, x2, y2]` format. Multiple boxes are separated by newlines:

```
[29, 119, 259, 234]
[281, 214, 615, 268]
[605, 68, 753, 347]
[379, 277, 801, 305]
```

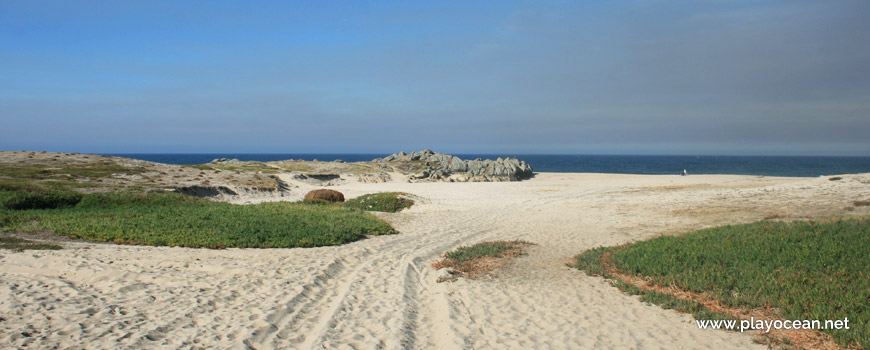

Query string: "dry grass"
[763, 214, 789, 220]
[0, 152, 285, 193]
[433, 240, 534, 282]
[205, 161, 281, 174]
[228, 174, 280, 190]
[268, 160, 385, 175]
[0, 236, 62, 251]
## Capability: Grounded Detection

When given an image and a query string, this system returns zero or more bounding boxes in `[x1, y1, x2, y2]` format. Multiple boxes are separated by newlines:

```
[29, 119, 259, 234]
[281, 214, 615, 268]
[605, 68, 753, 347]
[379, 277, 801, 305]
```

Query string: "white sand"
[2, 172, 868, 349]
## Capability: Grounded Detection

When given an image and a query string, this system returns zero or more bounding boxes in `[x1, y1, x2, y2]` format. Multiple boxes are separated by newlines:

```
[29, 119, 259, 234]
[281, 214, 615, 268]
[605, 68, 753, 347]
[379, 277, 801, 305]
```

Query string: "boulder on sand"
[304, 189, 346, 202]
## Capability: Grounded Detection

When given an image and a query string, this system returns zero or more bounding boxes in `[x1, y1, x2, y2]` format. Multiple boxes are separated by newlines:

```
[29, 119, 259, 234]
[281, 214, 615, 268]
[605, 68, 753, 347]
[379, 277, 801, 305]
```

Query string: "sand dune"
[2, 172, 868, 349]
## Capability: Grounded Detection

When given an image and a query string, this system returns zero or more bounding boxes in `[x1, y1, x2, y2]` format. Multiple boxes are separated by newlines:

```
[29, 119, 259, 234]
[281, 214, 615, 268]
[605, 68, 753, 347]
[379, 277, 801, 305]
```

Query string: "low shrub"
[0, 189, 83, 210]
[344, 192, 414, 212]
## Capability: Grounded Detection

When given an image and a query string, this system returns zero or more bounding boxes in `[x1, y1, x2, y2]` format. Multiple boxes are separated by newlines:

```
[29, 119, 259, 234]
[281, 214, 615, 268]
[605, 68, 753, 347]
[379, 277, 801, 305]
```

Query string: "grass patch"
[444, 240, 526, 262]
[269, 160, 388, 175]
[302, 198, 335, 205]
[0, 161, 146, 180]
[184, 164, 215, 171]
[0, 178, 102, 194]
[573, 218, 870, 348]
[344, 192, 414, 212]
[0, 189, 83, 210]
[0, 192, 397, 248]
[0, 236, 62, 251]
[0, 180, 85, 210]
[573, 245, 617, 277]
[203, 161, 279, 174]
[0, 160, 147, 193]
[829, 177, 843, 181]
[433, 240, 533, 281]
[763, 214, 788, 220]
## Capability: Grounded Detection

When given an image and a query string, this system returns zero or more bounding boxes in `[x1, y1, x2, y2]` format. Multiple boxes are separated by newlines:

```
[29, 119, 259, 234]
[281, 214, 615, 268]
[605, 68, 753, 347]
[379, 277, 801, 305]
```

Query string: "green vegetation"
[434, 240, 533, 281]
[184, 164, 215, 171]
[0, 161, 146, 180]
[829, 177, 843, 181]
[0, 160, 148, 196]
[184, 158, 426, 177]
[0, 189, 83, 210]
[268, 161, 319, 173]
[572, 245, 614, 277]
[0, 180, 85, 210]
[345, 192, 414, 212]
[0, 236, 62, 251]
[445, 240, 529, 262]
[270, 160, 388, 175]
[199, 161, 279, 174]
[610, 280, 733, 321]
[0, 192, 397, 249]
[573, 218, 870, 348]
[302, 198, 335, 205]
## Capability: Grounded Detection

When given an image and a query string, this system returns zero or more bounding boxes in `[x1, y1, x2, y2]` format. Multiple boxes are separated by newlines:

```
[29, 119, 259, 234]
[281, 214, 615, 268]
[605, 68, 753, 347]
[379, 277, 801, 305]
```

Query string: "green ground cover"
[444, 241, 528, 262]
[573, 218, 869, 348]
[0, 192, 397, 249]
[0, 188, 83, 210]
[344, 192, 414, 212]
[0, 161, 146, 180]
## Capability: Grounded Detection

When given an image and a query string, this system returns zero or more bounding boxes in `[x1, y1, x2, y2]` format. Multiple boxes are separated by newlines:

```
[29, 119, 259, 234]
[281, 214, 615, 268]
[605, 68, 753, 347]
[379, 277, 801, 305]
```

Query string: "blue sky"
[1, 0, 868, 155]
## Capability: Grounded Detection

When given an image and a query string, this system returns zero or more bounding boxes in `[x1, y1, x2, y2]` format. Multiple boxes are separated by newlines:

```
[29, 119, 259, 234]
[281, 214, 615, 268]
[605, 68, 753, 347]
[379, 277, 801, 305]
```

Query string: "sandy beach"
[2, 172, 868, 349]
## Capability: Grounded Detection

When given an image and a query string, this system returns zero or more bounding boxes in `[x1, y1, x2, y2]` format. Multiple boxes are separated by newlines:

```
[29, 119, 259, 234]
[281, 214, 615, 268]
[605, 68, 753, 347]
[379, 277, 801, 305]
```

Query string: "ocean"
[107, 154, 870, 178]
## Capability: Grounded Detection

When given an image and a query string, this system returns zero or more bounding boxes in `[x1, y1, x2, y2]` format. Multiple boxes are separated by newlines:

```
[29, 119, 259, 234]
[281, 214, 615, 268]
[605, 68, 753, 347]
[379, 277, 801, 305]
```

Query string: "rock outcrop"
[373, 150, 533, 182]
[357, 173, 392, 183]
[210, 158, 240, 164]
[175, 185, 238, 198]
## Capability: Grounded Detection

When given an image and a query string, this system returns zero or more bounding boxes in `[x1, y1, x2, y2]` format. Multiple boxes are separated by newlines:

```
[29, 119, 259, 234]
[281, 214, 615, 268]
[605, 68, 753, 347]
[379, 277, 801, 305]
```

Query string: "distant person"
[682, 169, 687, 176]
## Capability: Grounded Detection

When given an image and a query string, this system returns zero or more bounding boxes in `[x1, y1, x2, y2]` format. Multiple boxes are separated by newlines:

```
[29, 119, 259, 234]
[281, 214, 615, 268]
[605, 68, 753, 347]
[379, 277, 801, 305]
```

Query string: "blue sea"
[107, 154, 870, 178]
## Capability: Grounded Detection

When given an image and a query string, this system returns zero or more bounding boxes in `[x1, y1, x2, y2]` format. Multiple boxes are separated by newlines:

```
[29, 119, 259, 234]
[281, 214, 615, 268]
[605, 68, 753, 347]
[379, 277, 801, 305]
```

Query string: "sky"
[1, 0, 868, 155]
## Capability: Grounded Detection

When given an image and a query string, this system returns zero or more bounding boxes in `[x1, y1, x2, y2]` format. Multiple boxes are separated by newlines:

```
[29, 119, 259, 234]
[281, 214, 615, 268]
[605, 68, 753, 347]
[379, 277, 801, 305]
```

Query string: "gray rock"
[374, 150, 533, 182]
[175, 185, 238, 198]
[210, 158, 240, 164]
[357, 173, 392, 183]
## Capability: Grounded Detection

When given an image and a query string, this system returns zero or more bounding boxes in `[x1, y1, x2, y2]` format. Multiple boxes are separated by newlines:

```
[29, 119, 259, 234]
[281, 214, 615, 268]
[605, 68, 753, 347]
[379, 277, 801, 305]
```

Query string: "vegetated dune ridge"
[2, 159, 869, 348]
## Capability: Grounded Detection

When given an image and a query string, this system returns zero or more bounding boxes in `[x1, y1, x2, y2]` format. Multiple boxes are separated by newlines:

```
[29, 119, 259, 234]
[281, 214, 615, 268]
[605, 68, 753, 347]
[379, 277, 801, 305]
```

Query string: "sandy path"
[1, 173, 868, 349]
